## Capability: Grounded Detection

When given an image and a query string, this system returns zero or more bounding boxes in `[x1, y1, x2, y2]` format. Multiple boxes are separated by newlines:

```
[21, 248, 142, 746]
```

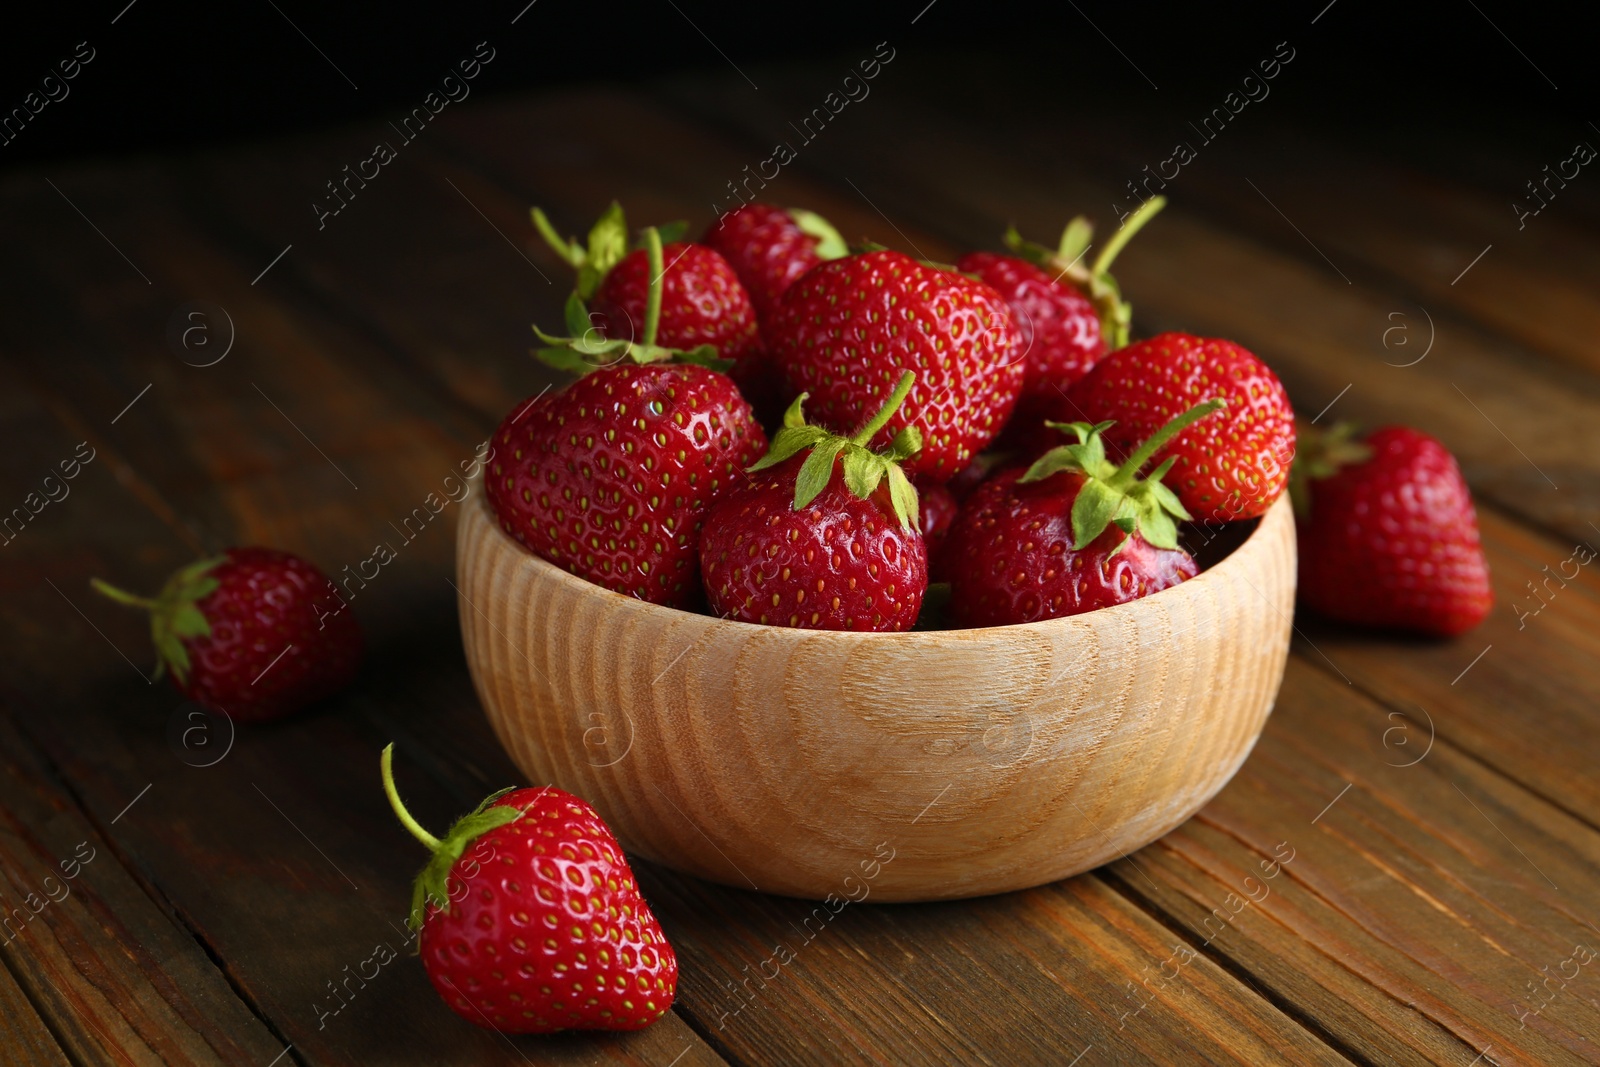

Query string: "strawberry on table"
[91, 547, 361, 722]
[381, 745, 676, 1034]
[1066, 331, 1295, 522]
[700, 372, 929, 631]
[943, 401, 1222, 627]
[533, 202, 759, 367]
[770, 249, 1023, 482]
[1293, 423, 1492, 637]
[490, 228, 768, 608]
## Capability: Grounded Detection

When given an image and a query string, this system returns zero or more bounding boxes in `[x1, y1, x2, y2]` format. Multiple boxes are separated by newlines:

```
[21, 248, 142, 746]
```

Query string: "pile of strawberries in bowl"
[486, 197, 1493, 638]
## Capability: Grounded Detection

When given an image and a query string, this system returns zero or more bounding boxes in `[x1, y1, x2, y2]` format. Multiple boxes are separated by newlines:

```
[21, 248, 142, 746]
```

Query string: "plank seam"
[9, 716, 310, 1067]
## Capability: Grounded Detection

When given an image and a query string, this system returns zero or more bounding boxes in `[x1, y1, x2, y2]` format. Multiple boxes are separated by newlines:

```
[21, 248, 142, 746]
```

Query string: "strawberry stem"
[1092, 196, 1166, 278]
[89, 578, 157, 610]
[1108, 398, 1224, 488]
[381, 744, 442, 851]
[642, 226, 664, 349]
[530, 207, 582, 267]
[850, 371, 916, 447]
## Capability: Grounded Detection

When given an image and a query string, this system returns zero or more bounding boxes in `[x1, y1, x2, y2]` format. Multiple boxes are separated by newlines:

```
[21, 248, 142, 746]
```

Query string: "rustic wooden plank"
[0, 710, 288, 1067]
[0, 922, 74, 1067]
[636, 861, 1348, 1066]
[1082, 120, 1600, 381]
[1106, 655, 1600, 1067]
[0, 177, 727, 1066]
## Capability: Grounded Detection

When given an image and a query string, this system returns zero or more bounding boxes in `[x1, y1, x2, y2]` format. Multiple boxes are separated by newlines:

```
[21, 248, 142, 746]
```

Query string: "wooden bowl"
[456, 483, 1296, 902]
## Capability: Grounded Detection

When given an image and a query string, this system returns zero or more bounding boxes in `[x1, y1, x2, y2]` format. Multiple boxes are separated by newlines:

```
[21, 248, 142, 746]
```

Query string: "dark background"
[3, 0, 1595, 171]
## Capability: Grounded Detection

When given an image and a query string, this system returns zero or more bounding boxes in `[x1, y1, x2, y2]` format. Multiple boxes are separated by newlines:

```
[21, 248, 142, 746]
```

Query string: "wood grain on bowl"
[457, 481, 1296, 901]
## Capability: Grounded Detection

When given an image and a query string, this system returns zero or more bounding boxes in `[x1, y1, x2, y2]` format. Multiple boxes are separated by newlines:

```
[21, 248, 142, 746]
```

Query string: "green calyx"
[1288, 421, 1373, 519]
[381, 744, 523, 932]
[90, 556, 224, 684]
[532, 226, 731, 376]
[1003, 195, 1166, 351]
[531, 201, 631, 302]
[1018, 397, 1223, 552]
[788, 209, 849, 260]
[749, 370, 923, 531]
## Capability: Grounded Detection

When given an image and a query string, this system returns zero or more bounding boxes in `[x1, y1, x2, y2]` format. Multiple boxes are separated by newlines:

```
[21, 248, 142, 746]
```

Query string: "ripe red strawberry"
[1293, 424, 1491, 636]
[700, 372, 928, 630]
[958, 250, 1103, 389]
[966, 197, 1166, 454]
[918, 481, 959, 573]
[486, 361, 765, 608]
[91, 547, 361, 722]
[1067, 332, 1295, 522]
[381, 746, 676, 1034]
[702, 202, 847, 327]
[770, 249, 1023, 482]
[943, 402, 1220, 626]
[534, 203, 758, 366]
[590, 242, 759, 364]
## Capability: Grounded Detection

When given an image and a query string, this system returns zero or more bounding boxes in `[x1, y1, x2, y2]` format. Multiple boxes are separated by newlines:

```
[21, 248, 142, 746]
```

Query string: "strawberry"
[943, 402, 1220, 626]
[959, 196, 1165, 410]
[918, 481, 959, 578]
[1067, 332, 1295, 522]
[498, 228, 769, 607]
[380, 746, 676, 1034]
[534, 202, 758, 366]
[702, 202, 847, 327]
[700, 372, 928, 630]
[770, 249, 1023, 482]
[91, 547, 361, 722]
[1292, 424, 1491, 636]
[486, 362, 765, 608]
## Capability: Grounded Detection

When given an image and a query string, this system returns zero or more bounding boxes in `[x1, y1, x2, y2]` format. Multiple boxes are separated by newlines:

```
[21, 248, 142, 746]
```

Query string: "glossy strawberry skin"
[1297, 427, 1491, 637]
[1068, 332, 1295, 522]
[770, 250, 1024, 483]
[956, 252, 1105, 396]
[702, 203, 824, 328]
[917, 482, 959, 580]
[700, 458, 927, 631]
[942, 469, 1198, 627]
[591, 242, 759, 365]
[180, 548, 361, 722]
[486, 364, 767, 608]
[420, 787, 677, 1035]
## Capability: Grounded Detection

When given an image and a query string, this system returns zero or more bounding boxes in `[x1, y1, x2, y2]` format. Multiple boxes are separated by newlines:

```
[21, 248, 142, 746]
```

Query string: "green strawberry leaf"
[841, 445, 885, 499]
[790, 209, 849, 260]
[582, 201, 628, 293]
[1070, 477, 1122, 549]
[780, 392, 810, 429]
[1056, 216, 1094, 264]
[885, 464, 920, 531]
[563, 292, 594, 338]
[745, 371, 922, 528]
[751, 424, 829, 471]
[794, 438, 847, 510]
[652, 219, 689, 245]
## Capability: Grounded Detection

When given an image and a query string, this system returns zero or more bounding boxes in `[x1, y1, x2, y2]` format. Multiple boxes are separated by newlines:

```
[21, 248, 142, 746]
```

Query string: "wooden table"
[3, 61, 1599, 1066]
